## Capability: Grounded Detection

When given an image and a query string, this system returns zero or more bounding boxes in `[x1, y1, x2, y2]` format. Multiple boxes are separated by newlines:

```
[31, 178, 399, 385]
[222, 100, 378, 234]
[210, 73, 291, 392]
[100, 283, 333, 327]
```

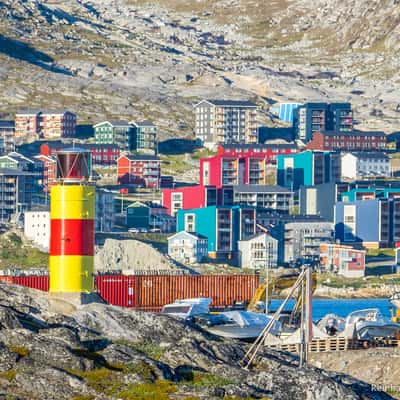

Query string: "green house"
[94, 121, 133, 150]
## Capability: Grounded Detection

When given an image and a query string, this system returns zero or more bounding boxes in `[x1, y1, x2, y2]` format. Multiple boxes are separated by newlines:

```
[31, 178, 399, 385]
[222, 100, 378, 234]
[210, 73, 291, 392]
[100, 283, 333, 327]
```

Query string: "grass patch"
[117, 380, 177, 400]
[181, 371, 238, 387]
[8, 346, 30, 357]
[366, 248, 395, 257]
[114, 340, 166, 361]
[72, 396, 96, 400]
[0, 370, 17, 381]
[0, 233, 48, 269]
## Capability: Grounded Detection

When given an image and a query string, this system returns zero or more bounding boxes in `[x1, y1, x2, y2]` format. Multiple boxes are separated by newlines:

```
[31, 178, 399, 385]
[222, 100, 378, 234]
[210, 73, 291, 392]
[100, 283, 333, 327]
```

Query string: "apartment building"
[24, 209, 50, 250]
[233, 185, 292, 212]
[194, 99, 258, 148]
[335, 198, 400, 248]
[0, 121, 15, 154]
[94, 121, 134, 151]
[269, 216, 333, 263]
[277, 151, 341, 190]
[293, 102, 353, 142]
[41, 142, 121, 166]
[320, 243, 366, 278]
[307, 130, 386, 151]
[238, 233, 278, 269]
[0, 169, 36, 222]
[117, 154, 161, 188]
[15, 110, 76, 140]
[341, 152, 391, 179]
[130, 121, 157, 154]
[96, 189, 115, 232]
[34, 154, 56, 192]
[176, 205, 257, 259]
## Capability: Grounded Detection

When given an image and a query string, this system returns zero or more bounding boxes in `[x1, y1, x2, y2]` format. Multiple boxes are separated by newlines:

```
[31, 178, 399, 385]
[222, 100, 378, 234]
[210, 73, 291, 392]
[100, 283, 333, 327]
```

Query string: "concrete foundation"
[48, 292, 104, 315]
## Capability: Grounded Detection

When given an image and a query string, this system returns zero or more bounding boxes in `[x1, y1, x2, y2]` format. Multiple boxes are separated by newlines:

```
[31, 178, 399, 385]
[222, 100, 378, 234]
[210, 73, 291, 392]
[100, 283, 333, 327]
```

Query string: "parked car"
[150, 228, 161, 233]
[128, 228, 139, 233]
[139, 227, 148, 233]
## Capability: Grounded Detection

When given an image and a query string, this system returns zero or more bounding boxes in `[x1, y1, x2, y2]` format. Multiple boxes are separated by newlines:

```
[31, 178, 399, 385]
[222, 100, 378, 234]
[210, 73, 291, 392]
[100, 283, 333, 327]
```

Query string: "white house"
[168, 231, 208, 264]
[238, 233, 278, 269]
[24, 210, 50, 251]
[341, 152, 390, 180]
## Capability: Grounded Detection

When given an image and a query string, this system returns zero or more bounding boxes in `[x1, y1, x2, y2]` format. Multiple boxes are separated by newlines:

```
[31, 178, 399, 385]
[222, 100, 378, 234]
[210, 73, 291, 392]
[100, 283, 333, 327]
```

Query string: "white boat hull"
[356, 322, 400, 340]
[206, 324, 267, 340]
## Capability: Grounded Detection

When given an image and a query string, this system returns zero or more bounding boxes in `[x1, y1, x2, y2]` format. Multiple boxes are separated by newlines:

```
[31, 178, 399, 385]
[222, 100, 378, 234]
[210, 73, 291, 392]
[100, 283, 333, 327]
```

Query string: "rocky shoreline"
[0, 282, 393, 399]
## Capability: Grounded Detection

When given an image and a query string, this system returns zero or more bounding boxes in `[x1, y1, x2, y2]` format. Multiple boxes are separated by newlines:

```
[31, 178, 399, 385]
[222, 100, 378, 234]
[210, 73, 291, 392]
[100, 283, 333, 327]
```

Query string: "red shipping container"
[13, 276, 49, 291]
[96, 275, 136, 307]
[0, 276, 14, 284]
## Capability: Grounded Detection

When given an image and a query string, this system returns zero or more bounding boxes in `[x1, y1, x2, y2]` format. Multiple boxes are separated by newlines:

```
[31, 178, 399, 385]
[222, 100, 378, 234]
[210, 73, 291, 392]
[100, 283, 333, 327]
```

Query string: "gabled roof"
[233, 184, 291, 194]
[130, 120, 156, 127]
[0, 152, 34, 164]
[127, 201, 166, 209]
[93, 120, 131, 128]
[194, 99, 258, 108]
[120, 154, 160, 161]
[350, 152, 389, 160]
[318, 130, 385, 137]
[222, 142, 297, 150]
[168, 230, 208, 241]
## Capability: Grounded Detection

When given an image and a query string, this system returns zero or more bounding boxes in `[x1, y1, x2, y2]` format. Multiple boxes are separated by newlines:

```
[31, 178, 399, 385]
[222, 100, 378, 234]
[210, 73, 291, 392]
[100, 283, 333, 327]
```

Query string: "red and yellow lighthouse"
[49, 149, 95, 294]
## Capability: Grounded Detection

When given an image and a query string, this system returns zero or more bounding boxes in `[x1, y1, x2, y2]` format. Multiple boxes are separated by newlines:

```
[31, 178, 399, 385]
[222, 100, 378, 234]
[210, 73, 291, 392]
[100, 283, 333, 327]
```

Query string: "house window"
[185, 214, 196, 232]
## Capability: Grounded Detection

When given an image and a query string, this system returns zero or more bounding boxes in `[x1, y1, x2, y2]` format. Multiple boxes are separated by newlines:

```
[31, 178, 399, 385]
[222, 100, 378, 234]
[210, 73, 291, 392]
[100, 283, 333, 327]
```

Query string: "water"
[269, 298, 394, 321]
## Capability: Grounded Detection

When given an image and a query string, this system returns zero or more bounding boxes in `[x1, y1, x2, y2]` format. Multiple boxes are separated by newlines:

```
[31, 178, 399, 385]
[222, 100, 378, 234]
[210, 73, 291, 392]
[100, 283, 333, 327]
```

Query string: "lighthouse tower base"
[48, 292, 104, 315]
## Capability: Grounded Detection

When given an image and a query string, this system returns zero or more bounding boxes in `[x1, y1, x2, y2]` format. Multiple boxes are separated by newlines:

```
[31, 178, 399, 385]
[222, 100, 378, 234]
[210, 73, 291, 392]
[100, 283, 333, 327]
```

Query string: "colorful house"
[130, 120, 157, 154]
[277, 151, 341, 190]
[176, 205, 256, 259]
[94, 121, 134, 150]
[168, 231, 208, 263]
[320, 243, 365, 278]
[117, 154, 161, 188]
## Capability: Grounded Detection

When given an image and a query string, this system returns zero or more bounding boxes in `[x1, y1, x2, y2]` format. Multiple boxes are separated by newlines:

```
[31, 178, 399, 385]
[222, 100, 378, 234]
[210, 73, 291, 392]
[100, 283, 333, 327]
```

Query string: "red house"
[307, 130, 387, 151]
[117, 154, 161, 188]
[40, 142, 120, 165]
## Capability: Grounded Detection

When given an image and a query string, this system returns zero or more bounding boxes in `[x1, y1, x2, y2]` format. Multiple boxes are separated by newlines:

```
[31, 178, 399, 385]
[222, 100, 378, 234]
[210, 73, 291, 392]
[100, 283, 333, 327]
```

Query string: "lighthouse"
[49, 148, 95, 300]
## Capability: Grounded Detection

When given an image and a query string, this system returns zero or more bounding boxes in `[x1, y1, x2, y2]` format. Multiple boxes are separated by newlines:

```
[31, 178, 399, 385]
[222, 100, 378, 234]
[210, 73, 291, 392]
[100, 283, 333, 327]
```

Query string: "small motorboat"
[160, 297, 211, 320]
[200, 310, 282, 340]
[345, 308, 400, 340]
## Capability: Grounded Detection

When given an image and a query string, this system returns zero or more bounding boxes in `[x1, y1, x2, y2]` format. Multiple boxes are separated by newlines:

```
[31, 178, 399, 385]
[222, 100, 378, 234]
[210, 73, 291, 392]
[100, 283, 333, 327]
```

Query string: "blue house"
[176, 205, 256, 259]
[335, 198, 400, 247]
[277, 151, 341, 190]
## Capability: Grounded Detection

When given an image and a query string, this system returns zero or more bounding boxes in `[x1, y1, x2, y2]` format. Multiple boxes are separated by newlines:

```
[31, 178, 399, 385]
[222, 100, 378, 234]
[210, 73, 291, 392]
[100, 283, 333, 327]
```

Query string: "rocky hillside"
[0, 0, 399, 137]
[0, 281, 393, 399]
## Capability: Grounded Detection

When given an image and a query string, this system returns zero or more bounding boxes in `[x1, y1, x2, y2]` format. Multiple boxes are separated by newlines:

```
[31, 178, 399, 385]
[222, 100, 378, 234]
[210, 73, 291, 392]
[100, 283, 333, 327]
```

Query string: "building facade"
[15, 110, 76, 140]
[94, 121, 133, 150]
[130, 121, 157, 154]
[341, 152, 390, 180]
[307, 130, 386, 151]
[96, 189, 115, 232]
[0, 169, 36, 222]
[335, 198, 400, 248]
[194, 100, 258, 148]
[24, 210, 50, 250]
[320, 243, 366, 278]
[233, 185, 292, 212]
[238, 233, 278, 269]
[41, 142, 120, 166]
[34, 154, 56, 192]
[293, 102, 353, 142]
[0, 121, 15, 154]
[176, 206, 257, 259]
[117, 154, 161, 188]
[168, 231, 208, 264]
[277, 151, 341, 190]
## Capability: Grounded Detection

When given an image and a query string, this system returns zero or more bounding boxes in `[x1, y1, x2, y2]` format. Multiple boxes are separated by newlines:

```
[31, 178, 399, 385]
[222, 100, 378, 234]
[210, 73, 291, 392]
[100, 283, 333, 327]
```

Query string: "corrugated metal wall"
[3, 274, 259, 311]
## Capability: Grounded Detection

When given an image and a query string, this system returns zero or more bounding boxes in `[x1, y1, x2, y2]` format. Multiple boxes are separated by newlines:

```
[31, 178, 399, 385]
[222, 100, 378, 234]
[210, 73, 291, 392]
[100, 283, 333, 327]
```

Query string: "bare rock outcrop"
[0, 281, 393, 399]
